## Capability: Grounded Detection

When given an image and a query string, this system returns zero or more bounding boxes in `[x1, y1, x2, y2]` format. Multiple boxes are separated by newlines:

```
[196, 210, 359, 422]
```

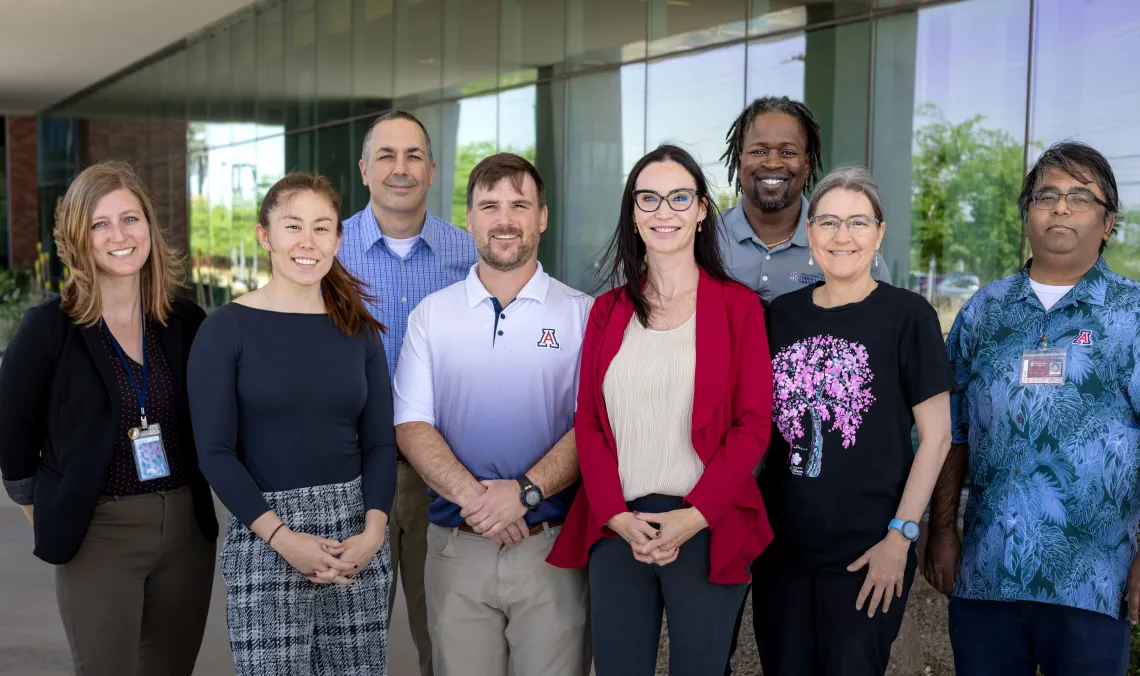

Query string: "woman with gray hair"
[751, 166, 954, 675]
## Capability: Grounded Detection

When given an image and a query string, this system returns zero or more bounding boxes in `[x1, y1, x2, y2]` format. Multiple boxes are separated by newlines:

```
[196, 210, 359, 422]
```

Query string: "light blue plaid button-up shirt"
[338, 205, 477, 381]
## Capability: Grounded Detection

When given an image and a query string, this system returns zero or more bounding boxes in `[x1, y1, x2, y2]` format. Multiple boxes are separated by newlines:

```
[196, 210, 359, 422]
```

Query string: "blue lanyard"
[102, 317, 148, 428]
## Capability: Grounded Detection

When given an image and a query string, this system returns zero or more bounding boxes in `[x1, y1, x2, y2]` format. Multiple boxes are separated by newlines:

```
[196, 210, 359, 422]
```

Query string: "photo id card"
[130, 423, 171, 482]
[1020, 348, 1067, 386]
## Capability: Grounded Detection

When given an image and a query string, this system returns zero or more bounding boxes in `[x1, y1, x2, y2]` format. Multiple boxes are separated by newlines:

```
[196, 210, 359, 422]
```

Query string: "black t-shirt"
[759, 282, 953, 573]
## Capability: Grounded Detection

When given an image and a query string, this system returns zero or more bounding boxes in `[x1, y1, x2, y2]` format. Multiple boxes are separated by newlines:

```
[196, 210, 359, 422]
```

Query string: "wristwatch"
[888, 518, 920, 542]
[518, 475, 543, 513]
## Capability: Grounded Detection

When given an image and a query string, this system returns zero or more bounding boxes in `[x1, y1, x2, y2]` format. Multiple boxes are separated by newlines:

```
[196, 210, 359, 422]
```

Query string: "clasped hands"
[606, 507, 708, 566]
[460, 479, 532, 546]
[273, 524, 386, 586]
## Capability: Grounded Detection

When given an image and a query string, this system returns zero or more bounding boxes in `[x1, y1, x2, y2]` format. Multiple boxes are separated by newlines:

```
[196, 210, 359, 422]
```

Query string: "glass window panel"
[286, 0, 318, 131]
[565, 0, 647, 73]
[208, 27, 234, 124]
[351, 0, 395, 116]
[450, 94, 499, 225]
[745, 32, 807, 103]
[189, 148, 210, 288]
[165, 50, 188, 122]
[749, 0, 869, 37]
[286, 130, 316, 173]
[395, 0, 443, 103]
[188, 40, 210, 126]
[349, 118, 370, 213]
[563, 64, 646, 291]
[646, 44, 745, 208]
[317, 0, 353, 123]
[647, 0, 747, 58]
[232, 16, 257, 123]
[1030, 0, 1140, 278]
[500, 0, 565, 87]
[443, 0, 500, 98]
[144, 60, 163, 123]
[872, 0, 1030, 332]
[223, 139, 262, 298]
[257, 3, 286, 126]
[316, 124, 354, 217]
[804, 21, 870, 173]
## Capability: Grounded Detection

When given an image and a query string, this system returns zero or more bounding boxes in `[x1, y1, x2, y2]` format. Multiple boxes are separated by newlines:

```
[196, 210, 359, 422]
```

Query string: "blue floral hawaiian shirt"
[947, 257, 1140, 619]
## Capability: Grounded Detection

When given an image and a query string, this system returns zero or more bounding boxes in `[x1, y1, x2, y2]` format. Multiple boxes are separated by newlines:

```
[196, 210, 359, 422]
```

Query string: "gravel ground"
[652, 574, 954, 675]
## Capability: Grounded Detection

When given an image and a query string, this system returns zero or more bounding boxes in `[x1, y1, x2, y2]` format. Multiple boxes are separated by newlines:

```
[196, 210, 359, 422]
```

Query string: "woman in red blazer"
[547, 144, 774, 676]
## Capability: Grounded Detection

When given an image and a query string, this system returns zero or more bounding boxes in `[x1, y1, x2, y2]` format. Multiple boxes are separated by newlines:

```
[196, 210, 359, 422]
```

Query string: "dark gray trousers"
[588, 494, 748, 676]
[55, 485, 216, 676]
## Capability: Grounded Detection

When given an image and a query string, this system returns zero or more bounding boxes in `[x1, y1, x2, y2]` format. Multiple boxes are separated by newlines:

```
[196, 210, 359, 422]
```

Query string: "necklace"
[764, 229, 795, 249]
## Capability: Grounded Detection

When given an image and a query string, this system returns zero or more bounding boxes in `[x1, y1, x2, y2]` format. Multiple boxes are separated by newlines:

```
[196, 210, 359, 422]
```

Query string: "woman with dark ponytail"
[187, 173, 396, 674]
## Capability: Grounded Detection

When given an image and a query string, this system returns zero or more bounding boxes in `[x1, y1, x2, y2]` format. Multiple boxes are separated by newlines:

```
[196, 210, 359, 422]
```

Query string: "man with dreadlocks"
[717, 96, 891, 676]
[717, 96, 890, 301]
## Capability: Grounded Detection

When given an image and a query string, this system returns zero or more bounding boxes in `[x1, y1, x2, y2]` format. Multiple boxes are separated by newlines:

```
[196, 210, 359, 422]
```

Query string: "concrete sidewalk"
[0, 498, 419, 675]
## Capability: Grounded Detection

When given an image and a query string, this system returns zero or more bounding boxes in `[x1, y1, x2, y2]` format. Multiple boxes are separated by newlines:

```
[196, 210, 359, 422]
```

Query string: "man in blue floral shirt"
[925, 142, 1140, 675]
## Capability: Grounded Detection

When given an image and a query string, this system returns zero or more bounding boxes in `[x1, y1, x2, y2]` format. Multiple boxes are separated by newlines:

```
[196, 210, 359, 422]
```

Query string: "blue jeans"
[948, 597, 1130, 676]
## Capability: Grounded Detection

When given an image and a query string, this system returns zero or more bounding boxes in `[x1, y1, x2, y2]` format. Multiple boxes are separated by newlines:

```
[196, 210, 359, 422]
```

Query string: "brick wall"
[82, 118, 188, 255]
[5, 116, 39, 269]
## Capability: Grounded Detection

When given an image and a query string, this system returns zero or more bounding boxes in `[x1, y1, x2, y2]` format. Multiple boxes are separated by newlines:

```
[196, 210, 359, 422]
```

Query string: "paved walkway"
[0, 497, 419, 675]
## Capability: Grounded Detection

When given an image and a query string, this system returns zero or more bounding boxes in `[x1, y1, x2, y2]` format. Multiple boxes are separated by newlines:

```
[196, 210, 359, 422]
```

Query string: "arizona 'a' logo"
[1073, 330, 1094, 346]
[537, 328, 560, 349]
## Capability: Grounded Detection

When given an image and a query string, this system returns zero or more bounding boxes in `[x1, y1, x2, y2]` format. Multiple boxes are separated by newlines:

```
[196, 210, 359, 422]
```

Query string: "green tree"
[911, 104, 1029, 284]
[1102, 210, 1140, 279]
[450, 142, 537, 226]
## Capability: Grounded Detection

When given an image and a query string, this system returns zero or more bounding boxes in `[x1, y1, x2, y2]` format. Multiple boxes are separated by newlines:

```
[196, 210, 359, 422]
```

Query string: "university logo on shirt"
[537, 328, 560, 349]
[790, 271, 824, 285]
[1073, 330, 1094, 345]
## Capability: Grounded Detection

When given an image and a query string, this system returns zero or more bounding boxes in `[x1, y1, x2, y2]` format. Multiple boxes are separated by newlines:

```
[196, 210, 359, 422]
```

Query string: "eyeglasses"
[807, 215, 880, 234]
[1031, 190, 1110, 213]
[632, 189, 698, 212]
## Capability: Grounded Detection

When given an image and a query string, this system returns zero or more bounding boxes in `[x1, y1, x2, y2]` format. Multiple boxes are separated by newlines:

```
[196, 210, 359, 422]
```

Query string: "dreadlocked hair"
[721, 96, 823, 196]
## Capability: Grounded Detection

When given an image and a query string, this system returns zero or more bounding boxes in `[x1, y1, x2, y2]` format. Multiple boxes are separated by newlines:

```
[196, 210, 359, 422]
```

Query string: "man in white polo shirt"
[393, 153, 593, 676]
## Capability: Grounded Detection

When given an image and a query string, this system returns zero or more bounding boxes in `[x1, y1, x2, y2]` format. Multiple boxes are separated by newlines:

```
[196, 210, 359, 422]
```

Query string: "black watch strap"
[518, 475, 543, 511]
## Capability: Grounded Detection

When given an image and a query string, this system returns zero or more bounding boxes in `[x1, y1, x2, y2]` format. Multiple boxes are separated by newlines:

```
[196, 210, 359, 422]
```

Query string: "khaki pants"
[425, 522, 591, 676]
[55, 486, 215, 676]
[389, 460, 434, 676]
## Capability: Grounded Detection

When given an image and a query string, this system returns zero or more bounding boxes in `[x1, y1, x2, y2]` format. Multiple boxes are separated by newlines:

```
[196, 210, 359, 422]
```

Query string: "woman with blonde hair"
[0, 160, 218, 675]
[188, 172, 396, 674]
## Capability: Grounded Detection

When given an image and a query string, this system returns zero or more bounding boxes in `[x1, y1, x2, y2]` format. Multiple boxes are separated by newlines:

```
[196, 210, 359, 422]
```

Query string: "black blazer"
[0, 295, 219, 564]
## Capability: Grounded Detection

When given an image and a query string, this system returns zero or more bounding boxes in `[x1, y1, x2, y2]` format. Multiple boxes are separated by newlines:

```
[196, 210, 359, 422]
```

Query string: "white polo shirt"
[393, 261, 594, 527]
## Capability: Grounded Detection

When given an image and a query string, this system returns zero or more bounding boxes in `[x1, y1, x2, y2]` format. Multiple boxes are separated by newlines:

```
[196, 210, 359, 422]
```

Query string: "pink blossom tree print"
[772, 335, 875, 478]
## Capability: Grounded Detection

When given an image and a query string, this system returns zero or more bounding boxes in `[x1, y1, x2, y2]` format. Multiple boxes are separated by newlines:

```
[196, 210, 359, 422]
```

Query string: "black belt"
[458, 519, 563, 536]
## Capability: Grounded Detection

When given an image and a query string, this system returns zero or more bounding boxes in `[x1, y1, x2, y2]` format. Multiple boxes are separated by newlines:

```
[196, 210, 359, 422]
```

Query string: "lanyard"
[102, 316, 148, 428]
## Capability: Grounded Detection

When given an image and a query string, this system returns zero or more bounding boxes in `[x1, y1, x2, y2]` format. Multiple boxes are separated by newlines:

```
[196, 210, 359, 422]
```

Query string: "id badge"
[129, 423, 171, 482]
[1020, 348, 1067, 386]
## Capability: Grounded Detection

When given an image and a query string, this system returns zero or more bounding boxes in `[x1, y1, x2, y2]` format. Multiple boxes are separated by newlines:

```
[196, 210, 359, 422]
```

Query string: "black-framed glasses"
[807, 214, 880, 234]
[633, 189, 698, 212]
[1031, 190, 1110, 213]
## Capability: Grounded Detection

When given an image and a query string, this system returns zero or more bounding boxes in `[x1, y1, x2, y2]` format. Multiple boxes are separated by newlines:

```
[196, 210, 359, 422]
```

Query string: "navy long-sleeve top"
[187, 303, 396, 527]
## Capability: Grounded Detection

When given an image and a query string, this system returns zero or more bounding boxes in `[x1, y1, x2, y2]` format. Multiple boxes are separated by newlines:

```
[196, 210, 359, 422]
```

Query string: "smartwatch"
[518, 475, 543, 512]
[888, 518, 920, 542]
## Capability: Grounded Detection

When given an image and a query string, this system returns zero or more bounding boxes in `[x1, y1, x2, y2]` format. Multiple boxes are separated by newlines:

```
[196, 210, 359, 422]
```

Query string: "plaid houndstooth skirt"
[218, 476, 391, 675]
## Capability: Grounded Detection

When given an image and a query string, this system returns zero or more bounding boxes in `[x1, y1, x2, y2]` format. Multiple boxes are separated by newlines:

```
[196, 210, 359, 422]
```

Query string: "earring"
[874, 250, 880, 268]
[698, 224, 703, 232]
[808, 250, 814, 266]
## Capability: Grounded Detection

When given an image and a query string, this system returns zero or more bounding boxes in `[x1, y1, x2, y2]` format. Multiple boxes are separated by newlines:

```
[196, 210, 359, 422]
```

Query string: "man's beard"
[478, 228, 540, 271]
[748, 179, 795, 212]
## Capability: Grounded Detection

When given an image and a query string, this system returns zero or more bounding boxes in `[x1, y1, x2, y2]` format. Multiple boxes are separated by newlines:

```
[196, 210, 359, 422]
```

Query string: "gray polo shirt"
[716, 195, 890, 300]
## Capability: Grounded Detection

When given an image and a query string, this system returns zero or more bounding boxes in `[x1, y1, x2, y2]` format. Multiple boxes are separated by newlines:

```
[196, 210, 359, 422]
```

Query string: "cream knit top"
[602, 312, 705, 501]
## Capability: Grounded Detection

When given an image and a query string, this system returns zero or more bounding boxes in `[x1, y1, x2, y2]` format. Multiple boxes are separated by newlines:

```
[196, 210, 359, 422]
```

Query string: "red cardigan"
[547, 272, 774, 584]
